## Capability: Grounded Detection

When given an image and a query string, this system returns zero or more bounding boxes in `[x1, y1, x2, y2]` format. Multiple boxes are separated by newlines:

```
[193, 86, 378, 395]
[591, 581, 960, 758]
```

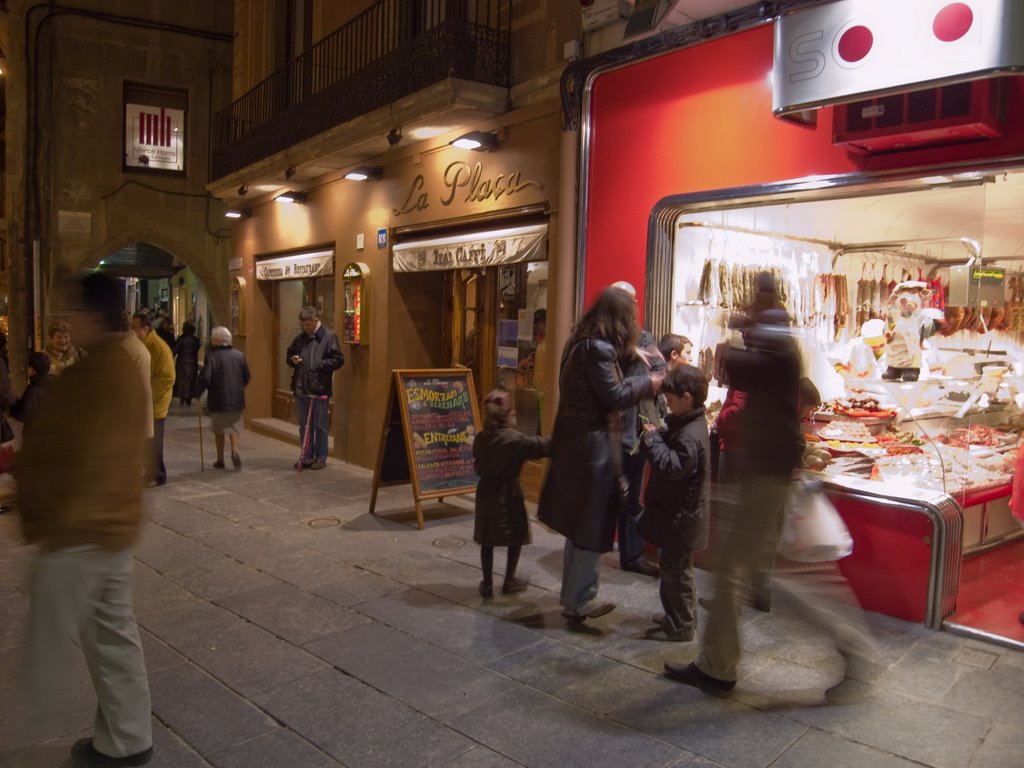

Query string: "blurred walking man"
[664, 272, 875, 697]
[20, 272, 154, 766]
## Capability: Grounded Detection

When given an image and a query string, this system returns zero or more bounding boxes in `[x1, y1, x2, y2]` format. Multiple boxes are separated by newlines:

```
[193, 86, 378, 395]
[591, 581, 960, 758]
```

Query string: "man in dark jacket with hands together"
[286, 306, 344, 470]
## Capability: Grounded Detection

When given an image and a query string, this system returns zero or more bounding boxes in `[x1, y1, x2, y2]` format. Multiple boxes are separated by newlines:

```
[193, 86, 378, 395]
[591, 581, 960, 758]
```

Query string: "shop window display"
[667, 174, 1024, 556]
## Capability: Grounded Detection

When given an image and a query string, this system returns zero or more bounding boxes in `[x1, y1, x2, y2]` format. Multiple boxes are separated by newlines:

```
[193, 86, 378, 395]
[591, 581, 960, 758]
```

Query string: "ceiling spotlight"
[344, 167, 383, 182]
[275, 191, 307, 204]
[224, 207, 251, 219]
[450, 130, 499, 151]
[285, 165, 296, 180]
[237, 184, 248, 197]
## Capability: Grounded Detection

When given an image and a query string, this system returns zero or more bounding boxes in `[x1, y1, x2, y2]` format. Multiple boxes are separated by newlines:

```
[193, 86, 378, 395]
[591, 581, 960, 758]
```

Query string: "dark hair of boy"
[798, 377, 821, 411]
[482, 389, 515, 431]
[29, 351, 51, 376]
[661, 364, 708, 405]
[657, 333, 690, 361]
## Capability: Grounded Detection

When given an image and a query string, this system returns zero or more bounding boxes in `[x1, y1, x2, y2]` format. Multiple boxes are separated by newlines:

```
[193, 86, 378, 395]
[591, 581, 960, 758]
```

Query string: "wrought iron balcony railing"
[212, 0, 511, 180]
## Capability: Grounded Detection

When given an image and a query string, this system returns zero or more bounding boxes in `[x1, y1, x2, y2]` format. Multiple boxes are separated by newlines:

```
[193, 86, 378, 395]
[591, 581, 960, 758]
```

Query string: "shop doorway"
[393, 219, 550, 435]
[445, 261, 548, 435]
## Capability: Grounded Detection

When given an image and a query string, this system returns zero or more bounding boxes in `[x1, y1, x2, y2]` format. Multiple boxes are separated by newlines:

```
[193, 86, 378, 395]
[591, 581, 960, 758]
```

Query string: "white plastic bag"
[778, 480, 853, 562]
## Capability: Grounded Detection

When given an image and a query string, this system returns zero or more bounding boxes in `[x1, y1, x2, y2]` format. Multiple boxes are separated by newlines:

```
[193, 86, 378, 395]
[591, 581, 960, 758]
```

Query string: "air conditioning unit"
[832, 79, 1006, 154]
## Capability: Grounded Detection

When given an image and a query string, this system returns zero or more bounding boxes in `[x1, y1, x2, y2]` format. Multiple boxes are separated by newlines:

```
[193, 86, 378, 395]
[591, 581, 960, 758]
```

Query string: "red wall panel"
[584, 23, 1024, 314]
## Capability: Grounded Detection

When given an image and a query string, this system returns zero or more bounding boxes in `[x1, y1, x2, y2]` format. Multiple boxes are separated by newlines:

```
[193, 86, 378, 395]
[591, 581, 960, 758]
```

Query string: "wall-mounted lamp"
[224, 207, 251, 220]
[285, 165, 296, 180]
[237, 184, 248, 197]
[275, 191, 307, 204]
[344, 167, 383, 182]
[450, 130, 499, 151]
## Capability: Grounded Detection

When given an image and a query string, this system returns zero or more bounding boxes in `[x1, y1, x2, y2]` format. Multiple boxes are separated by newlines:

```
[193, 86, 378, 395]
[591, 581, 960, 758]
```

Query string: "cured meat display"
[934, 425, 1016, 450]
[820, 397, 898, 419]
[680, 226, 1023, 502]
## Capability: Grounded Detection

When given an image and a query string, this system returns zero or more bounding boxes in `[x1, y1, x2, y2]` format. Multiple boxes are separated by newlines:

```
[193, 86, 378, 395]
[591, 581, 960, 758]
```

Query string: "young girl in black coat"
[473, 390, 551, 598]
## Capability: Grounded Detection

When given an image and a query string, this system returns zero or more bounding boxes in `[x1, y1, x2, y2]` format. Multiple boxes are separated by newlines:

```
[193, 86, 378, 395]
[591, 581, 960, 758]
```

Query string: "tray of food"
[935, 425, 1017, 451]
[816, 421, 875, 443]
[824, 441, 886, 457]
[815, 396, 899, 422]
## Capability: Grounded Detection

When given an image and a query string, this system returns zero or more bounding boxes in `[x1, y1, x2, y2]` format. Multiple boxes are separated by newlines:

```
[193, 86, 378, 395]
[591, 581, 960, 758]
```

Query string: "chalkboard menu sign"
[370, 369, 482, 529]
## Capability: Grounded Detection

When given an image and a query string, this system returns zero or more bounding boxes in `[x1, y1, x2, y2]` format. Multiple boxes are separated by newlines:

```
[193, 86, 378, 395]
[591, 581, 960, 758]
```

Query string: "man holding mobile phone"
[286, 306, 344, 469]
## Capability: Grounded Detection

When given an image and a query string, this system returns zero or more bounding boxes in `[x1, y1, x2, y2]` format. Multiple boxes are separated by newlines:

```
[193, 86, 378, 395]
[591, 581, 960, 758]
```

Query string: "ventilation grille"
[833, 79, 1006, 154]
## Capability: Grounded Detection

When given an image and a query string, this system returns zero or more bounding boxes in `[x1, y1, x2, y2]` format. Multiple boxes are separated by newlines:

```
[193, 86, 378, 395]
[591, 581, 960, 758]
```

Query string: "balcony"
[211, 0, 511, 183]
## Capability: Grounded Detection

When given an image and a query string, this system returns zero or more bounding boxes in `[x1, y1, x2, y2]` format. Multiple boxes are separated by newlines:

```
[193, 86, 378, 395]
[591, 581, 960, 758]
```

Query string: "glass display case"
[807, 365, 1023, 555]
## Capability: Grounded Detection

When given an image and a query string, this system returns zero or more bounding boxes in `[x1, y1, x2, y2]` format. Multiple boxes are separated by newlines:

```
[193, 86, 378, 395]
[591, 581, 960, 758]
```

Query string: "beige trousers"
[26, 545, 152, 757]
[696, 474, 875, 682]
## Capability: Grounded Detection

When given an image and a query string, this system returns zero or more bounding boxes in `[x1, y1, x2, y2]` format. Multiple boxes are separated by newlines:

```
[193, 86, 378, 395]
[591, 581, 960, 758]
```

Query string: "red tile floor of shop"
[951, 538, 1024, 643]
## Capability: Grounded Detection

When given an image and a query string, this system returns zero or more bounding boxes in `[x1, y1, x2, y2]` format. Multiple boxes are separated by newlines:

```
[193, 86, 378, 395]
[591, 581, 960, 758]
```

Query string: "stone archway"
[81, 229, 228, 325]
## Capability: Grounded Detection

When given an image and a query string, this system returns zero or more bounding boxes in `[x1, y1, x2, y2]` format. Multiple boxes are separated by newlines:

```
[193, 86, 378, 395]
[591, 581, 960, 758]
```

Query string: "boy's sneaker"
[644, 624, 693, 642]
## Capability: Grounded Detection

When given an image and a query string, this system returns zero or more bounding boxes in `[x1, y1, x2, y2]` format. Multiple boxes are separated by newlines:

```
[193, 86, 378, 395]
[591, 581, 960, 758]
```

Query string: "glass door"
[448, 262, 548, 434]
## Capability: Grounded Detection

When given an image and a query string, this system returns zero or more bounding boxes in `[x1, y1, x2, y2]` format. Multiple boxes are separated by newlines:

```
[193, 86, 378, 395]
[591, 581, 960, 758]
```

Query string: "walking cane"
[198, 400, 205, 471]
[297, 401, 315, 473]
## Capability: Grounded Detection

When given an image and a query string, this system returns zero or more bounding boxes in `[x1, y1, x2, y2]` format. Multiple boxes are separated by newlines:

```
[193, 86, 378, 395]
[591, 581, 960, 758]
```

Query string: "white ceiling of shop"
[681, 170, 1024, 265]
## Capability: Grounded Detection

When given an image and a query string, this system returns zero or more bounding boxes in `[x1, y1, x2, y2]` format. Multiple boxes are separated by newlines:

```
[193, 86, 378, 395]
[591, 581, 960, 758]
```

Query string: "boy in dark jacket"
[639, 365, 710, 641]
[12, 351, 56, 426]
[473, 389, 550, 598]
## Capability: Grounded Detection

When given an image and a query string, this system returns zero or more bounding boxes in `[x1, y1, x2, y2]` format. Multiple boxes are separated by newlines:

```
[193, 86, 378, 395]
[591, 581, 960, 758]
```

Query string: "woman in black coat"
[473, 389, 550, 598]
[537, 287, 662, 623]
[173, 322, 201, 405]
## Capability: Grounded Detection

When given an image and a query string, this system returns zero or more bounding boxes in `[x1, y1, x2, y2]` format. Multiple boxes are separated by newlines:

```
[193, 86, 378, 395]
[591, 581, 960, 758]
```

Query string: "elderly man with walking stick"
[286, 306, 344, 471]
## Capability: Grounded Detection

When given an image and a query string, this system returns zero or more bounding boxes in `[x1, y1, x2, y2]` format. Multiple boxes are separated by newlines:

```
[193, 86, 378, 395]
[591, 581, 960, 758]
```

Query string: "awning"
[392, 223, 547, 273]
[255, 249, 334, 281]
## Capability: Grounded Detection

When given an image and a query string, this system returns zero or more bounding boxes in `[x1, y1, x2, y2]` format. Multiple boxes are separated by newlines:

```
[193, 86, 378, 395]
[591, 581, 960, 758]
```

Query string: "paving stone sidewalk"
[2, 405, 1023, 768]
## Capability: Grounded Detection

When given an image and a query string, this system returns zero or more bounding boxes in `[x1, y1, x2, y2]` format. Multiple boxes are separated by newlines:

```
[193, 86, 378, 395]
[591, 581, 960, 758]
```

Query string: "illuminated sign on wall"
[125, 103, 185, 171]
[773, 0, 1024, 115]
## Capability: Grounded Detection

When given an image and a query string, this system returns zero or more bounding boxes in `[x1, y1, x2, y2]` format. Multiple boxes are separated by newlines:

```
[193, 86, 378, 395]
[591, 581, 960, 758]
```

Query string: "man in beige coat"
[19, 272, 154, 766]
[132, 311, 175, 486]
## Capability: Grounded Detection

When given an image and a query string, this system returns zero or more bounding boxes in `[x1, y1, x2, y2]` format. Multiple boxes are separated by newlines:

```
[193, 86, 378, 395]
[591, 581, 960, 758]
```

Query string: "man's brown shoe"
[663, 661, 735, 695]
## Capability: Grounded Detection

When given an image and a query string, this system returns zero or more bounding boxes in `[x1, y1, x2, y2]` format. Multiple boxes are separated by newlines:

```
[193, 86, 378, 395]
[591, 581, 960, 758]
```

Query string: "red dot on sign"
[934, 3, 973, 42]
[837, 26, 873, 63]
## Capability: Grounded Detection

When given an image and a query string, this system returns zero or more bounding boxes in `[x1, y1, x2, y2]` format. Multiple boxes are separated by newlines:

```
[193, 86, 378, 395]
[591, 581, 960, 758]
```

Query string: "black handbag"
[708, 426, 720, 484]
[606, 411, 629, 513]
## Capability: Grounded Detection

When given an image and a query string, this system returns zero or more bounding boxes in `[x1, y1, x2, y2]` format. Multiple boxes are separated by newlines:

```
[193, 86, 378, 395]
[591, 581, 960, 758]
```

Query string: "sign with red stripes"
[125, 103, 184, 171]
